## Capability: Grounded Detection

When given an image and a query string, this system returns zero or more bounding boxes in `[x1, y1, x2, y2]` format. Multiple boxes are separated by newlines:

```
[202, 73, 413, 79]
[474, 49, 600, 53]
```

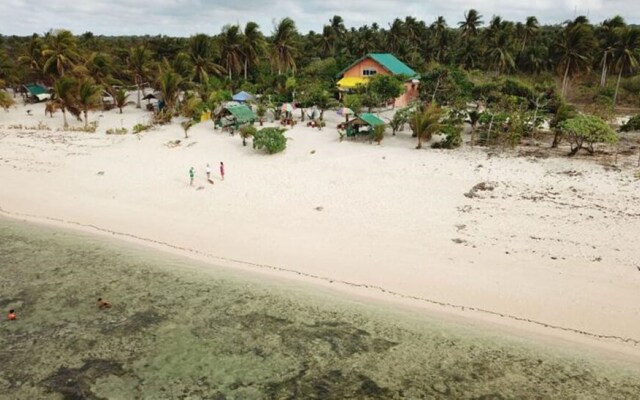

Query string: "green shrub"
[560, 114, 618, 155]
[433, 124, 463, 149]
[620, 115, 640, 132]
[132, 123, 152, 134]
[106, 127, 128, 135]
[253, 127, 287, 154]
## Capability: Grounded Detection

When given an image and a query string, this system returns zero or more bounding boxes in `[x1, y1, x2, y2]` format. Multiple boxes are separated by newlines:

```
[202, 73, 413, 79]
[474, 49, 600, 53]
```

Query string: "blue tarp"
[232, 91, 254, 102]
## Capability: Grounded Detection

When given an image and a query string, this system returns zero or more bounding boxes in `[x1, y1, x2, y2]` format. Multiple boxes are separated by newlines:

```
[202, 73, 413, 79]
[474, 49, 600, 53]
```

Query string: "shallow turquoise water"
[1, 218, 639, 399]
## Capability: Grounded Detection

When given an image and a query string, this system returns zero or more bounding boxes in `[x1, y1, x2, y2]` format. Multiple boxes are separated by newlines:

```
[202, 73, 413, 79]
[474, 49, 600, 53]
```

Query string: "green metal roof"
[358, 113, 386, 126]
[338, 53, 418, 78]
[368, 54, 417, 77]
[226, 104, 255, 123]
[24, 84, 48, 96]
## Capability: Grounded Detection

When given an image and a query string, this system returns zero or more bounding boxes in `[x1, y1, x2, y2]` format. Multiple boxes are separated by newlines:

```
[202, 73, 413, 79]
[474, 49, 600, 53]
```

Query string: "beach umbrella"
[281, 103, 296, 113]
[337, 107, 354, 122]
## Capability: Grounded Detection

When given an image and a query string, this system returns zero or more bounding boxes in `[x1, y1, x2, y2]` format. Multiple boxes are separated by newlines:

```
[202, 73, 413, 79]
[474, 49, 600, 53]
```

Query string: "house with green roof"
[336, 53, 419, 107]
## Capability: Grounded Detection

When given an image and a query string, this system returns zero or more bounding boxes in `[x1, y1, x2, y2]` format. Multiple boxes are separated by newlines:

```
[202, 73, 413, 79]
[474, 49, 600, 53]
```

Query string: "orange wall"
[343, 58, 391, 78]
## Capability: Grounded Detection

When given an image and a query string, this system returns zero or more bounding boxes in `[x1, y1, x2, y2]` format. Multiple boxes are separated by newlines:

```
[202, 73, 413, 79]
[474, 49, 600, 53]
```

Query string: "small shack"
[214, 103, 256, 130]
[23, 84, 51, 102]
[343, 113, 385, 138]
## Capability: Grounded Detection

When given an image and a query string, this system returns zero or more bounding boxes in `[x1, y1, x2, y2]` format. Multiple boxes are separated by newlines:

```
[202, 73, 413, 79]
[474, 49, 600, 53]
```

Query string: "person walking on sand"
[7, 309, 16, 321]
[206, 163, 211, 180]
[189, 167, 195, 186]
[220, 162, 225, 181]
[97, 298, 112, 309]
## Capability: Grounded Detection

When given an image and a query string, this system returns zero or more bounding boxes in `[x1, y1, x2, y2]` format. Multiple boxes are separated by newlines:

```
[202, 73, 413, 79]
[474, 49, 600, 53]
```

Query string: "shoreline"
[1, 101, 640, 365]
[2, 211, 640, 366]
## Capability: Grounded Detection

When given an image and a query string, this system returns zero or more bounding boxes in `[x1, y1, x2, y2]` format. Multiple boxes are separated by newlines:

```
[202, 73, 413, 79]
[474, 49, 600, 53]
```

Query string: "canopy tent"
[214, 104, 256, 129]
[337, 77, 368, 90]
[232, 91, 254, 102]
[343, 113, 386, 139]
[23, 84, 51, 102]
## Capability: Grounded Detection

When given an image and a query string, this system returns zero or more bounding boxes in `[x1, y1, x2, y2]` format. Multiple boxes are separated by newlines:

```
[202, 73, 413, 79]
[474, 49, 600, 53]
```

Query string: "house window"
[362, 68, 377, 76]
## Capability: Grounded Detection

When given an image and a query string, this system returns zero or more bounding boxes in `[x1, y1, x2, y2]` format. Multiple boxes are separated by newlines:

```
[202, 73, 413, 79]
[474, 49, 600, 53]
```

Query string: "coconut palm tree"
[597, 16, 626, 87]
[17, 34, 44, 83]
[271, 18, 298, 75]
[157, 65, 182, 115]
[42, 30, 81, 80]
[611, 27, 640, 106]
[187, 34, 223, 85]
[219, 25, 243, 80]
[459, 9, 483, 38]
[114, 88, 131, 114]
[430, 16, 449, 63]
[410, 104, 444, 149]
[52, 75, 78, 128]
[242, 22, 266, 80]
[127, 45, 152, 109]
[521, 16, 539, 51]
[487, 29, 516, 74]
[76, 78, 102, 127]
[555, 18, 596, 96]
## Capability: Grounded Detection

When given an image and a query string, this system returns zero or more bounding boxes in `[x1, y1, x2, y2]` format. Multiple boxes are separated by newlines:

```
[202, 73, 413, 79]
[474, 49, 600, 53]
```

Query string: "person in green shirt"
[189, 167, 195, 186]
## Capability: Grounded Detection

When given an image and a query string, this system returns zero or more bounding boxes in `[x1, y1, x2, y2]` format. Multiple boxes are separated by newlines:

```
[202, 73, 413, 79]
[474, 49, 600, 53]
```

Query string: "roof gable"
[338, 53, 417, 78]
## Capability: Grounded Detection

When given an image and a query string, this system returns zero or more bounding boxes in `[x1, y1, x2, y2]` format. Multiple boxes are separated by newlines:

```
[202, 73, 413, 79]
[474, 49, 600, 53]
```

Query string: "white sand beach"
[1, 100, 639, 360]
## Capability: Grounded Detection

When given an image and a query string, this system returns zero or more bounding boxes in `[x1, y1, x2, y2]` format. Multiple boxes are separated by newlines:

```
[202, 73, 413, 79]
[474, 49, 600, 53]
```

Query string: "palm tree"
[127, 45, 152, 108]
[42, 30, 81, 79]
[487, 29, 516, 74]
[271, 18, 298, 75]
[219, 25, 243, 79]
[157, 65, 183, 115]
[431, 17, 449, 63]
[410, 104, 444, 149]
[187, 34, 223, 85]
[459, 9, 483, 38]
[17, 34, 44, 83]
[611, 27, 640, 106]
[114, 88, 130, 114]
[52, 75, 78, 128]
[555, 18, 596, 96]
[597, 16, 626, 87]
[521, 16, 539, 51]
[386, 19, 405, 55]
[242, 22, 266, 80]
[77, 78, 101, 127]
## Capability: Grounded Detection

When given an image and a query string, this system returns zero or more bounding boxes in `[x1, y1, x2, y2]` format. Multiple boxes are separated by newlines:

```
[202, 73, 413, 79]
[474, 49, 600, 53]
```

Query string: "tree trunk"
[62, 108, 68, 129]
[600, 53, 608, 87]
[136, 83, 141, 109]
[119, 107, 123, 114]
[319, 109, 324, 121]
[561, 62, 571, 97]
[242, 137, 247, 146]
[84, 110, 88, 128]
[613, 67, 623, 108]
[244, 59, 248, 80]
[416, 134, 422, 149]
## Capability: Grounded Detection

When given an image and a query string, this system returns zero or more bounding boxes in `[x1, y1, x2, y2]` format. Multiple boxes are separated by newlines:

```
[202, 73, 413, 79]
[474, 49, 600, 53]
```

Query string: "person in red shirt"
[219, 161, 225, 181]
[7, 309, 16, 320]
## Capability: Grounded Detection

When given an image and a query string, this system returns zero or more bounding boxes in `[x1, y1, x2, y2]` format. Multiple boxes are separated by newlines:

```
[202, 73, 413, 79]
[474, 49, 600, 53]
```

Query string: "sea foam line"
[1, 205, 638, 347]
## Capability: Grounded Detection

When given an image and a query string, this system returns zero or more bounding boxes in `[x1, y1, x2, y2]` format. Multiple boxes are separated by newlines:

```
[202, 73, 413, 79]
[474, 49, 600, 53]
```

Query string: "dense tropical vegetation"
[0, 11, 638, 150]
